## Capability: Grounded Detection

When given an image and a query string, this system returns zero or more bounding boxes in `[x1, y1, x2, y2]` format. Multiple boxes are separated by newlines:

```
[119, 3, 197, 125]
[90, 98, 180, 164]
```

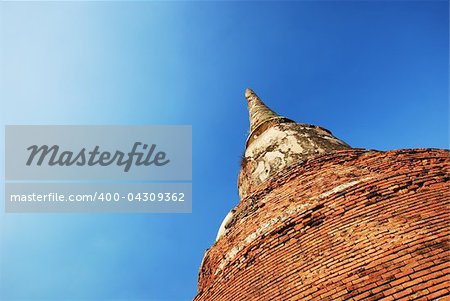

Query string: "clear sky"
[0, 1, 448, 300]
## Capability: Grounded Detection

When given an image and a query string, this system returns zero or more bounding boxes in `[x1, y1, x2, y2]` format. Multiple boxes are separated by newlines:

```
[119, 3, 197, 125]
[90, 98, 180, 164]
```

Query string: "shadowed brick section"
[194, 149, 450, 301]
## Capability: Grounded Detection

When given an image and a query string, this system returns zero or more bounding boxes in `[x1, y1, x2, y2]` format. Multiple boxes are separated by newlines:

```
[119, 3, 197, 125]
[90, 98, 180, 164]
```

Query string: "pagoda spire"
[239, 88, 350, 198]
[245, 88, 281, 133]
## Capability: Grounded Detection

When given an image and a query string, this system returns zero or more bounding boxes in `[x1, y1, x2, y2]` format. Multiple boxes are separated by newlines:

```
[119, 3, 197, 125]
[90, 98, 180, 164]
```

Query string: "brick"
[194, 149, 450, 301]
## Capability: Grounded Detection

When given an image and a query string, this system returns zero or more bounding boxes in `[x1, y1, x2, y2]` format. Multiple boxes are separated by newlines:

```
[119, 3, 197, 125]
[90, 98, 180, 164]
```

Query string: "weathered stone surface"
[239, 89, 349, 198]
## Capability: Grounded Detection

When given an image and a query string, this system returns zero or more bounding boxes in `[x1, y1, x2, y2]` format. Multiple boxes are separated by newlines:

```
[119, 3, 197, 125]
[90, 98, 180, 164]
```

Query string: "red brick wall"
[194, 149, 450, 301]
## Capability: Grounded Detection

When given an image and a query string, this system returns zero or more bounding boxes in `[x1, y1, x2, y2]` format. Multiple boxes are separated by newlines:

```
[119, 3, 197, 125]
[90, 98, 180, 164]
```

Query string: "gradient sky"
[0, 1, 448, 300]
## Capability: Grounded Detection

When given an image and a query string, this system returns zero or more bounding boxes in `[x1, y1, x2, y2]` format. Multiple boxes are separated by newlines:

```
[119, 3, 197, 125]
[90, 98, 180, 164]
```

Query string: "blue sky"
[0, 1, 448, 300]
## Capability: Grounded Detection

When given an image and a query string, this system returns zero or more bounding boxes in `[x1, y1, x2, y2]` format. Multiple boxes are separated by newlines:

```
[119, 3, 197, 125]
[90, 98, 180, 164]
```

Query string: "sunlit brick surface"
[195, 149, 449, 301]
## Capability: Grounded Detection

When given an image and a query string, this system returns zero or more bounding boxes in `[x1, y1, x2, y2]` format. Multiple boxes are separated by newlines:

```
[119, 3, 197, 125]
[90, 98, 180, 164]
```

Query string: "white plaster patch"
[216, 209, 236, 241]
[313, 178, 371, 200]
[285, 135, 304, 154]
[263, 150, 285, 164]
[264, 151, 286, 174]
[254, 161, 268, 181]
[245, 127, 286, 158]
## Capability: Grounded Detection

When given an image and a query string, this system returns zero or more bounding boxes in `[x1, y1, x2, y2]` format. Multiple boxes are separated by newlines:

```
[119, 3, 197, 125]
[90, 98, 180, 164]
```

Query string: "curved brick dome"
[195, 148, 449, 300]
[194, 90, 449, 301]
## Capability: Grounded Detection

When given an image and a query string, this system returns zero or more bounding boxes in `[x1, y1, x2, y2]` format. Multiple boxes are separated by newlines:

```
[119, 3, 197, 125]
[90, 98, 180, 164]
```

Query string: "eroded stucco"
[239, 122, 350, 198]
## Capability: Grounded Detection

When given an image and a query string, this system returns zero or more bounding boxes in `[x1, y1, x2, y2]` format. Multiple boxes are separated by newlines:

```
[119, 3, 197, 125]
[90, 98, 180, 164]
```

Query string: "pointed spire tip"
[245, 88, 255, 99]
[244, 88, 282, 134]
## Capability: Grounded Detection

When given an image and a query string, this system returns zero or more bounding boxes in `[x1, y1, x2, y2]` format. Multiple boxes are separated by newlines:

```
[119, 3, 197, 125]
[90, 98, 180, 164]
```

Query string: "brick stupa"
[194, 89, 450, 301]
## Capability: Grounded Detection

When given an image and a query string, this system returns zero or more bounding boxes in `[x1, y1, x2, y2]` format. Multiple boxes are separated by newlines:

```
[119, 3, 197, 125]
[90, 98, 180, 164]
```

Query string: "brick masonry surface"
[194, 148, 450, 301]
